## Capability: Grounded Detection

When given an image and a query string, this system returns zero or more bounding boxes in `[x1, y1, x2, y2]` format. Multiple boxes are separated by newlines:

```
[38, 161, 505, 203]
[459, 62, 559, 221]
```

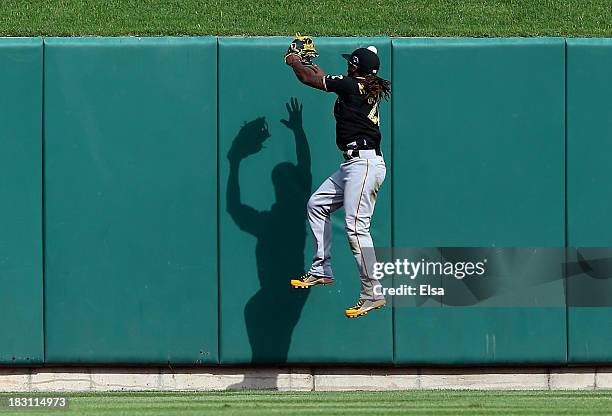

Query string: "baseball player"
[284, 36, 391, 318]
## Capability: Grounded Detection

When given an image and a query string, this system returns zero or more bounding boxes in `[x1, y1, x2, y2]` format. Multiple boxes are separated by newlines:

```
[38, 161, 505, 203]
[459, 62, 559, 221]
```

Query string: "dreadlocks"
[363, 74, 391, 102]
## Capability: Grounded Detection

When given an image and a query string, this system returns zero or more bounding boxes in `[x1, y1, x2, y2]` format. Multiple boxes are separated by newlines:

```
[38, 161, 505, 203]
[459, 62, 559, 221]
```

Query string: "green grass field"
[1, 391, 612, 415]
[0, 0, 611, 37]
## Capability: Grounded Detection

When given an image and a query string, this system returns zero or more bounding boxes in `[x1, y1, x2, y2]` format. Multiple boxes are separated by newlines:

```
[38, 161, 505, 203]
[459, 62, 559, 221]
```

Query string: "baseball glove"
[284, 33, 319, 65]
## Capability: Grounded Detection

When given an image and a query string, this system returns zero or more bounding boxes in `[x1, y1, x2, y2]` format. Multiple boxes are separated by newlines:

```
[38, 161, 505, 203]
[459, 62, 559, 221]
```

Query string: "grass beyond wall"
[0, 0, 611, 37]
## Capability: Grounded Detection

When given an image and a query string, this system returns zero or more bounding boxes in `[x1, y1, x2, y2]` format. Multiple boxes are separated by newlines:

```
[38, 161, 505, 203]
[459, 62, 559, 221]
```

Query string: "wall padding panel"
[43, 37, 218, 364]
[0, 39, 43, 364]
[566, 39, 612, 363]
[392, 38, 566, 364]
[218, 38, 393, 364]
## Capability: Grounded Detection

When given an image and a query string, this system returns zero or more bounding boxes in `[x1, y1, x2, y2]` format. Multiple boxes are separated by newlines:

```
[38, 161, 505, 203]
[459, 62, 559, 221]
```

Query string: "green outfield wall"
[392, 38, 567, 364]
[0, 37, 610, 365]
[0, 38, 43, 365]
[43, 38, 218, 364]
[218, 37, 392, 364]
[566, 39, 612, 363]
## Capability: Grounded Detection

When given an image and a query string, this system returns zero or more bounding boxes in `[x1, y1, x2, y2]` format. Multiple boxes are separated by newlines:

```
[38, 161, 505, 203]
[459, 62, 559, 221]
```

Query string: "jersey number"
[368, 103, 380, 126]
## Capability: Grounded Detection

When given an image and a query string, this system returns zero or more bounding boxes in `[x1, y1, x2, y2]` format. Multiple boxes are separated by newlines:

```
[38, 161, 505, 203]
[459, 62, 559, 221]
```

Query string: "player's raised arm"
[286, 56, 326, 90]
[284, 35, 326, 91]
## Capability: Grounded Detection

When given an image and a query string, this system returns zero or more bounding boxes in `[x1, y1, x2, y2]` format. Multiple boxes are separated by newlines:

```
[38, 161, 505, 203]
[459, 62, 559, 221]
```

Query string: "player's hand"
[285, 53, 301, 66]
[280, 98, 303, 132]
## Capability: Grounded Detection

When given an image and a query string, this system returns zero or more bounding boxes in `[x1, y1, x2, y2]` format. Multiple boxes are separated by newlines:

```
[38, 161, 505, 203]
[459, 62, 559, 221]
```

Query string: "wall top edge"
[0, 36, 608, 47]
[392, 37, 566, 46]
[0, 36, 578, 49]
[566, 38, 612, 46]
[0, 37, 42, 45]
[42, 36, 217, 45]
[0, 36, 602, 41]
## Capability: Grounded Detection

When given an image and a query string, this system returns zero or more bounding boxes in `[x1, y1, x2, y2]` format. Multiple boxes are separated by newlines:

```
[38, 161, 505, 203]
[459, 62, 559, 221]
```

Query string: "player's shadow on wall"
[226, 99, 312, 386]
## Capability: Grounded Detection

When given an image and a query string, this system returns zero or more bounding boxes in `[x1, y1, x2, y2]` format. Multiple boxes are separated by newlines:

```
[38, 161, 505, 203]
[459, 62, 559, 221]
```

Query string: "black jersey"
[324, 74, 381, 152]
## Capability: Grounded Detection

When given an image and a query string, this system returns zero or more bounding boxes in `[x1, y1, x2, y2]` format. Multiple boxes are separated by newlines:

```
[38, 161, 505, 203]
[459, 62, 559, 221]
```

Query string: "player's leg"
[342, 155, 387, 316]
[290, 169, 344, 288]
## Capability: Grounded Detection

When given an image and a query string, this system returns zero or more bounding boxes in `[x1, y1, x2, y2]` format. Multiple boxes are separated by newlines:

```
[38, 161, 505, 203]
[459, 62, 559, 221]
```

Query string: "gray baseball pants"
[307, 150, 386, 301]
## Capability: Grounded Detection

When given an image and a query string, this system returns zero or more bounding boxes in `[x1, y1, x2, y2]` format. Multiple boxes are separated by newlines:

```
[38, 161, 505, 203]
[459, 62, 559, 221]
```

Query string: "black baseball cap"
[342, 46, 380, 75]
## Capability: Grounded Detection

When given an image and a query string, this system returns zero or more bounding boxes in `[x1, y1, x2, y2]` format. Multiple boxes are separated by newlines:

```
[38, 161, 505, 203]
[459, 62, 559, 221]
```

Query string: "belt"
[342, 148, 382, 161]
